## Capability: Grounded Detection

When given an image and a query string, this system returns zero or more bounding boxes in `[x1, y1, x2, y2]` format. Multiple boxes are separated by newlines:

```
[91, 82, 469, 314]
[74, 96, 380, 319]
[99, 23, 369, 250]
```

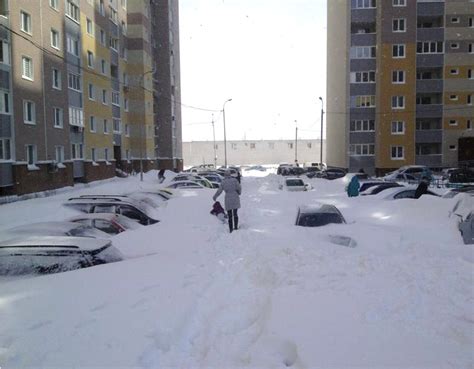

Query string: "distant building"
[326, 0, 474, 175]
[183, 139, 326, 167]
[0, 0, 182, 197]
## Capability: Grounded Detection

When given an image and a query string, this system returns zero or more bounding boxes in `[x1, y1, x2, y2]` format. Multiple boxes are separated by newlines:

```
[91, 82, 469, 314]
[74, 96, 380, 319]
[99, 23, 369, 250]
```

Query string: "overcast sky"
[179, 0, 327, 142]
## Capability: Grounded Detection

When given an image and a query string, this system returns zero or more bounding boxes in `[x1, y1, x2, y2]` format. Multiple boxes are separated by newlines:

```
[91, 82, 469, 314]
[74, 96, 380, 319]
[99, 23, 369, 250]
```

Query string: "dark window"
[297, 213, 343, 227]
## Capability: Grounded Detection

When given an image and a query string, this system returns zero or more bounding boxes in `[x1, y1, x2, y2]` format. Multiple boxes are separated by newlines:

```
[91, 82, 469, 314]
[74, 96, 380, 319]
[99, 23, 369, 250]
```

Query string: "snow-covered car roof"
[0, 236, 111, 252]
[166, 180, 206, 189]
[1, 222, 109, 240]
[298, 203, 342, 215]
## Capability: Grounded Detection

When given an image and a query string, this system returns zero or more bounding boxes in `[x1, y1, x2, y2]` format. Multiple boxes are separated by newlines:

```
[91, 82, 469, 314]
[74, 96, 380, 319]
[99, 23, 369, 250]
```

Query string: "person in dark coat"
[213, 170, 242, 232]
[347, 175, 360, 197]
[210, 201, 227, 222]
[158, 169, 165, 183]
[415, 177, 429, 199]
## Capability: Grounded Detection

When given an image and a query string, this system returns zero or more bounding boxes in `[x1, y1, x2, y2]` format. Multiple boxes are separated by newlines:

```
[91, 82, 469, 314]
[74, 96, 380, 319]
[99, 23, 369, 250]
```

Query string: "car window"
[297, 213, 343, 227]
[73, 219, 93, 227]
[118, 205, 144, 221]
[69, 225, 105, 238]
[93, 205, 116, 213]
[286, 179, 304, 186]
[93, 219, 120, 234]
[394, 190, 415, 199]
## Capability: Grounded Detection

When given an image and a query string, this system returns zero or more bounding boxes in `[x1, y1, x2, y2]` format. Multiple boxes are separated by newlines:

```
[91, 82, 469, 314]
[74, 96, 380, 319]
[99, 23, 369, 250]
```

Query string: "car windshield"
[297, 213, 343, 227]
[68, 225, 107, 238]
[286, 179, 304, 186]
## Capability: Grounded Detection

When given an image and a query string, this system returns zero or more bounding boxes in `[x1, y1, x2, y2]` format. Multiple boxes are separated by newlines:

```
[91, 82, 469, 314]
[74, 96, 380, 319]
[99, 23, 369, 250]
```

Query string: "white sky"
[179, 0, 327, 142]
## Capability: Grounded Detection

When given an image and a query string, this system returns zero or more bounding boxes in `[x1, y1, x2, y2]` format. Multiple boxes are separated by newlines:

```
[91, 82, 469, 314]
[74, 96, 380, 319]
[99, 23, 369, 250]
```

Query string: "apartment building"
[0, 0, 182, 196]
[327, 0, 474, 175]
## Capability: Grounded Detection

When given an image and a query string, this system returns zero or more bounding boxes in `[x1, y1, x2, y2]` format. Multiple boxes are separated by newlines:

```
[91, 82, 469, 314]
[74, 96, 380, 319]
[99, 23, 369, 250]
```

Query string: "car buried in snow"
[68, 213, 143, 235]
[295, 204, 346, 227]
[279, 177, 311, 192]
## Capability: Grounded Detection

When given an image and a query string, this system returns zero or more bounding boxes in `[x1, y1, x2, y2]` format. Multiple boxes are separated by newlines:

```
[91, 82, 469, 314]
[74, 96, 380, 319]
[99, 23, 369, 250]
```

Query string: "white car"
[378, 186, 439, 200]
[279, 177, 310, 192]
[68, 213, 143, 235]
[0, 236, 122, 275]
[166, 180, 207, 189]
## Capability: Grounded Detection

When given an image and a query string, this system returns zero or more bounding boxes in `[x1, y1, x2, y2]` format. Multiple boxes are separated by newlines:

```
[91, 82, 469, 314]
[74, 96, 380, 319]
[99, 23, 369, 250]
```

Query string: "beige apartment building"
[327, 0, 474, 176]
[0, 0, 182, 196]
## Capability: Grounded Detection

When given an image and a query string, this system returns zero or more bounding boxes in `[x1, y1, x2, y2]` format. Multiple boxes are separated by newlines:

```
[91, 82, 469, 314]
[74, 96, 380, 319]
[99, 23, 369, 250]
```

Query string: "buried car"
[68, 213, 142, 235]
[279, 177, 310, 191]
[379, 186, 440, 200]
[0, 236, 122, 275]
[295, 204, 346, 227]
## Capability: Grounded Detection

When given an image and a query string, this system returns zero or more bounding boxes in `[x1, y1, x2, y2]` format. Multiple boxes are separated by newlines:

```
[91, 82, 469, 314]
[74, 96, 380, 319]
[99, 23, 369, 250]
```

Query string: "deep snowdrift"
[0, 171, 472, 368]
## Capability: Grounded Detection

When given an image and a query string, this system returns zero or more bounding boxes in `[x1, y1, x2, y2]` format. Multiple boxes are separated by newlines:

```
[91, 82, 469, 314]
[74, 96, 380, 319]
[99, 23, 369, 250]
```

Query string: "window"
[468, 95, 472, 105]
[68, 73, 81, 91]
[350, 120, 375, 132]
[392, 70, 405, 83]
[449, 94, 458, 101]
[109, 37, 118, 50]
[391, 96, 405, 109]
[125, 149, 130, 161]
[111, 91, 120, 106]
[0, 40, 10, 65]
[26, 144, 37, 165]
[468, 120, 472, 130]
[125, 124, 130, 137]
[416, 41, 443, 54]
[123, 48, 128, 60]
[88, 83, 95, 100]
[22, 56, 33, 80]
[99, 0, 105, 16]
[50, 29, 60, 49]
[87, 51, 94, 68]
[449, 119, 458, 126]
[23, 100, 35, 124]
[288, 143, 293, 149]
[55, 146, 64, 163]
[393, 0, 405, 6]
[103, 119, 109, 133]
[0, 90, 10, 114]
[0, 0, 6, 17]
[393, 18, 406, 32]
[0, 138, 11, 160]
[20, 11, 32, 34]
[470, 44, 474, 54]
[102, 89, 107, 104]
[91, 148, 96, 162]
[123, 73, 129, 86]
[392, 44, 405, 58]
[49, 0, 59, 9]
[105, 148, 110, 162]
[349, 144, 375, 156]
[355, 95, 376, 108]
[65, 0, 80, 22]
[124, 98, 129, 111]
[391, 146, 404, 160]
[231, 143, 237, 150]
[449, 145, 457, 151]
[52, 68, 61, 89]
[113, 118, 121, 133]
[100, 30, 106, 45]
[391, 121, 405, 134]
[350, 46, 376, 59]
[89, 116, 96, 132]
[451, 17, 459, 24]
[353, 0, 376, 8]
[53, 107, 63, 128]
[250, 143, 256, 149]
[121, 0, 127, 9]
[469, 17, 473, 28]
[450, 68, 459, 75]
[121, 21, 127, 35]
[350, 71, 376, 83]
[100, 59, 106, 74]
[66, 34, 79, 56]
[450, 42, 459, 49]
[68, 107, 84, 127]
[71, 143, 83, 159]
[468, 69, 473, 79]
[109, 6, 118, 24]
[86, 18, 94, 35]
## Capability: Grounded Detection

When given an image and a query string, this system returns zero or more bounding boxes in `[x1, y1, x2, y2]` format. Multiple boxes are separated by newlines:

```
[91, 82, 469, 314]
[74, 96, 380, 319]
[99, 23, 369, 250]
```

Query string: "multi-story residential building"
[327, 0, 474, 175]
[0, 0, 182, 197]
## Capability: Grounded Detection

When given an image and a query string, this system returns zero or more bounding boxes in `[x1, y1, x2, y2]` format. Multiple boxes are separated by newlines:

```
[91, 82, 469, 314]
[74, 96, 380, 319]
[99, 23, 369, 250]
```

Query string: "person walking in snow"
[347, 175, 360, 197]
[414, 176, 430, 199]
[213, 169, 242, 233]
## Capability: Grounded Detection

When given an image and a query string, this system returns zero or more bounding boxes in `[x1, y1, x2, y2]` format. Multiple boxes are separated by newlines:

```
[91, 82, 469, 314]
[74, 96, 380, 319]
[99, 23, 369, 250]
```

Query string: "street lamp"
[318, 97, 324, 168]
[222, 98, 232, 167]
[138, 69, 155, 181]
[294, 120, 298, 165]
[211, 114, 217, 168]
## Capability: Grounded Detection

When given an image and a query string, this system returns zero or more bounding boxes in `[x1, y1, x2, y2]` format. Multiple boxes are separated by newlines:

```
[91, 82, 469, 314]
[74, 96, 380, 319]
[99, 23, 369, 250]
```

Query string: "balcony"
[416, 154, 442, 167]
[417, 28, 444, 41]
[416, 54, 444, 68]
[416, 79, 443, 93]
[417, 2, 444, 17]
[351, 9, 376, 24]
[416, 104, 443, 118]
[415, 129, 442, 143]
[351, 33, 376, 46]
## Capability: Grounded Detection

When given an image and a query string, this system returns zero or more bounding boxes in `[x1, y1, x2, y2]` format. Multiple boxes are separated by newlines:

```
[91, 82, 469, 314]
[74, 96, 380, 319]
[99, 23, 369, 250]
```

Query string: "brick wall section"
[83, 162, 116, 183]
[12, 164, 74, 196]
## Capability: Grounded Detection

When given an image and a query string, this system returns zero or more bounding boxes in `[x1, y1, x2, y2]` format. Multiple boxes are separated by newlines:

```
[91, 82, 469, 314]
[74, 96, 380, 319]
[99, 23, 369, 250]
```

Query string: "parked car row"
[0, 189, 173, 276]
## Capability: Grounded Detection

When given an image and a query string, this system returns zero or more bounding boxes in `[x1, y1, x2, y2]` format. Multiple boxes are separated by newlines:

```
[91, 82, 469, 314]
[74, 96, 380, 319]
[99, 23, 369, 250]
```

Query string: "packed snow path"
[0, 171, 472, 368]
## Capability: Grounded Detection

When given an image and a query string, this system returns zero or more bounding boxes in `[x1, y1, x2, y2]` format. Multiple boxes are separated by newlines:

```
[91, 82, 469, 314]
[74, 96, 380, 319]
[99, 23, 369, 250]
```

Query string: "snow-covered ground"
[0, 170, 472, 368]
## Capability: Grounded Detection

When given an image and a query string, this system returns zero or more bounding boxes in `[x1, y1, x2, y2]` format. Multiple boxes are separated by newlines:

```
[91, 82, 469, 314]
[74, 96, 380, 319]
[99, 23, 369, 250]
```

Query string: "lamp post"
[138, 69, 155, 181]
[294, 120, 298, 165]
[319, 97, 324, 168]
[222, 98, 232, 167]
[211, 114, 217, 168]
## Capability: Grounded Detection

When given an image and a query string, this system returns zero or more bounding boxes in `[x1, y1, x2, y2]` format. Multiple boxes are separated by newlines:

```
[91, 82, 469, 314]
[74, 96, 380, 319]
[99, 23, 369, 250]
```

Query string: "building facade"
[0, 0, 182, 197]
[183, 139, 326, 167]
[327, 0, 474, 176]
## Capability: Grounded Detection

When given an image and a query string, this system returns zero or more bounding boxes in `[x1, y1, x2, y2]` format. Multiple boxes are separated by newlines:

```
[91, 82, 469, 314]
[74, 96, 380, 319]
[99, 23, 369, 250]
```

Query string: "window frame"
[52, 68, 62, 90]
[53, 106, 63, 128]
[20, 10, 32, 34]
[392, 44, 406, 58]
[391, 120, 405, 135]
[391, 146, 404, 160]
[23, 100, 36, 124]
[50, 28, 60, 50]
[393, 18, 406, 33]
[21, 56, 34, 81]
